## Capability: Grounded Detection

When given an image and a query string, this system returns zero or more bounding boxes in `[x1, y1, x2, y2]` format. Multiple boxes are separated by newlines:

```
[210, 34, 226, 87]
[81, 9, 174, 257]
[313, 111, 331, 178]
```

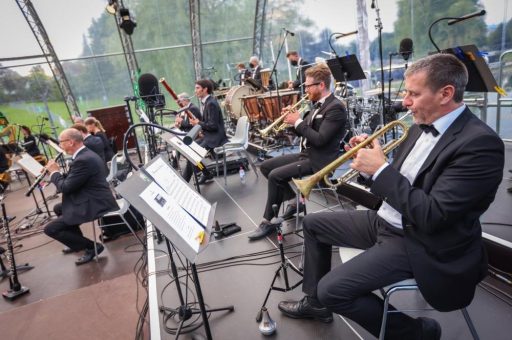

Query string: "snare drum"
[224, 85, 256, 120]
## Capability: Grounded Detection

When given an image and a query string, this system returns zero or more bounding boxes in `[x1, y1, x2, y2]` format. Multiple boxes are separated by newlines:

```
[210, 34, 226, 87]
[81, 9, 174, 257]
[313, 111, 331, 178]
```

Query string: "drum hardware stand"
[256, 204, 303, 322]
[1, 197, 31, 300]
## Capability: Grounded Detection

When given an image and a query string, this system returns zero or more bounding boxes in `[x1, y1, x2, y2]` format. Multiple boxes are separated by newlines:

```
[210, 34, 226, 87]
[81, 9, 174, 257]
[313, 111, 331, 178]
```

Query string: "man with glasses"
[43, 128, 118, 265]
[248, 64, 347, 240]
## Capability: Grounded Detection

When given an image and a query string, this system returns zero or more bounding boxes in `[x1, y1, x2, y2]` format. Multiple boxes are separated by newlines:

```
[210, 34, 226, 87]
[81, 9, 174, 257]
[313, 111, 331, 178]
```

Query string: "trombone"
[258, 95, 310, 137]
[293, 117, 410, 199]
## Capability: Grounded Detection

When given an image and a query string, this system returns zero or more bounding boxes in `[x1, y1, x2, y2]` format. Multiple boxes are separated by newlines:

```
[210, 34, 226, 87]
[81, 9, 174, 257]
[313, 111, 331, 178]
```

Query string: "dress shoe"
[247, 221, 281, 241]
[281, 202, 305, 220]
[197, 172, 214, 185]
[62, 247, 79, 254]
[278, 295, 333, 323]
[75, 243, 104, 265]
[417, 317, 441, 340]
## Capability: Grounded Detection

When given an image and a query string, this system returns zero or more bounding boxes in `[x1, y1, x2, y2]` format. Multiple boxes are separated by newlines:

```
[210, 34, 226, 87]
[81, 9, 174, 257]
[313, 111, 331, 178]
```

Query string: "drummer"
[237, 63, 251, 86]
[248, 56, 263, 87]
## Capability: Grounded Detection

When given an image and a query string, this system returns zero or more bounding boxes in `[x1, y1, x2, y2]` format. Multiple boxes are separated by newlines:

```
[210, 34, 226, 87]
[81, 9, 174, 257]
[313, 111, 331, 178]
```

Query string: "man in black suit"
[249, 56, 262, 88]
[182, 79, 228, 184]
[278, 54, 504, 339]
[174, 92, 202, 132]
[44, 128, 118, 265]
[71, 123, 105, 164]
[286, 51, 310, 93]
[248, 64, 347, 240]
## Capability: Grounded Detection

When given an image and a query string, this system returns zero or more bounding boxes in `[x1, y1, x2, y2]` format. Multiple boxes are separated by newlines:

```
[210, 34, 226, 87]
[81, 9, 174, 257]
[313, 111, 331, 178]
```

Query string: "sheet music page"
[139, 182, 203, 252]
[145, 157, 211, 226]
[188, 140, 208, 158]
[46, 140, 64, 154]
[15, 153, 44, 178]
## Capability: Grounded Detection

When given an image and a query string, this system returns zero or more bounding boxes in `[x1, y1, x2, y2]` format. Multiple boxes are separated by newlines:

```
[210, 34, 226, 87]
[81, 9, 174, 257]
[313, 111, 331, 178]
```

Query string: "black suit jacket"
[295, 93, 347, 172]
[251, 65, 262, 86]
[50, 148, 118, 225]
[292, 59, 311, 89]
[370, 107, 504, 311]
[179, 103, 203, 132]
[198, 96, 228, 149]
[84, 135, 105, 163]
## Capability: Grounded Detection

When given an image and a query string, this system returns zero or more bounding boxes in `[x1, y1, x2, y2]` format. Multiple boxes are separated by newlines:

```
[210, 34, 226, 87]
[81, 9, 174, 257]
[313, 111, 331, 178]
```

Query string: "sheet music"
[14, 153, 44, 178]
[140, 182, 203, 252]
[145, 157, 211, 226]
[46, 140, 64, 154]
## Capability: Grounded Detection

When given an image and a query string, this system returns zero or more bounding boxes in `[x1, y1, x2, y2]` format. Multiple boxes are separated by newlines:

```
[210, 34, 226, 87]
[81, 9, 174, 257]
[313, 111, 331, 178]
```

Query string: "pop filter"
[138, 73, 165, 108]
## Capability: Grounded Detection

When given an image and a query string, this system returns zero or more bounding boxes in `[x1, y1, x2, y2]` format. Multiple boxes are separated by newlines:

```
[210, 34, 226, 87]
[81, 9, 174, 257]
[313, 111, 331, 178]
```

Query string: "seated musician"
[248, 64, 347, 240]
[71, 123, 106, 164]
[286, 51, 311, 91]
[174, 92, 202, 132]
[0, 148, 10, 193]
[84, 117, 114, 162]
[277, 54, 504, 340]
[181, 80, 228, 185]
[43, 128, 118, 265]
[248, 56, 263, 87]
[0, 114, 20, 154]
[20, 125, 47, 165]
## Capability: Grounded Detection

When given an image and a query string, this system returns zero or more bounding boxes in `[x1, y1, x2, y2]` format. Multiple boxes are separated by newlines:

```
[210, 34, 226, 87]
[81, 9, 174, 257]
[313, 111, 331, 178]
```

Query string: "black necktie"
[419, 124, 439, 137]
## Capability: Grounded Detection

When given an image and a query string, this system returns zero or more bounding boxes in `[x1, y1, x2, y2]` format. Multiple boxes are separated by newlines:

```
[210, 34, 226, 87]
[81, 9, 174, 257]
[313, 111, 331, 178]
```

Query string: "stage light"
[119, 8, 137, 35]
[105, 0, 118, 15]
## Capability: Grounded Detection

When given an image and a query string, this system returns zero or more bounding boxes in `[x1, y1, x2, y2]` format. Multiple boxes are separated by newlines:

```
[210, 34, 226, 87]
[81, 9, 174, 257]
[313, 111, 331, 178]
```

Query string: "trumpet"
[292, 119, 409, 199]
[258, 95, 310, 137]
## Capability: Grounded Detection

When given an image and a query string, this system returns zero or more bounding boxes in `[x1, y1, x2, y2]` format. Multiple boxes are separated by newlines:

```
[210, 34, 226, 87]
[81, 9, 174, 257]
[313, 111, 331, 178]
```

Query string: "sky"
[0, 0, 510, 74]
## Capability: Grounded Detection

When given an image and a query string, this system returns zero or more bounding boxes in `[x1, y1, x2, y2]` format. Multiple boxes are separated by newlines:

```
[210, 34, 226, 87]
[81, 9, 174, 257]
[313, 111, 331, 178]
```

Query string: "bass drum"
[224, 85, 256, 120]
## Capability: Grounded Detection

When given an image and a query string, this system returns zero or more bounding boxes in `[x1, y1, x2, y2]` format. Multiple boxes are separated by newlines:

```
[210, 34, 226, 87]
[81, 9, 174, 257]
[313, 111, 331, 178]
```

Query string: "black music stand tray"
[326, 55, 367, 84]
[441, 44, 499, 93]
[116, 156, 234, 340]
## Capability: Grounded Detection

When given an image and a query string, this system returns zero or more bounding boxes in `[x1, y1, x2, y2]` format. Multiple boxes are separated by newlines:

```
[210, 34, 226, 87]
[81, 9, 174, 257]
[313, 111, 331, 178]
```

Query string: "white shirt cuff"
[294, 118, 304, 129]
[372, 162, 389, 180]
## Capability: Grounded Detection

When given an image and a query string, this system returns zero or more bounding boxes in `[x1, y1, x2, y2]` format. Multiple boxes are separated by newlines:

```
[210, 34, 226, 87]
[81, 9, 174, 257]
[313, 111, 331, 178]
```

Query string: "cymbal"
[364, 87, 398, 96]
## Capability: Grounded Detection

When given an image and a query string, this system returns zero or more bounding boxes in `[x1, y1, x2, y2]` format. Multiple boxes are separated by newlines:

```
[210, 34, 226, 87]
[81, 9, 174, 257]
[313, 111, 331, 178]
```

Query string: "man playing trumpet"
[248, 64, 347, 240]
[277, 54, 504, 339]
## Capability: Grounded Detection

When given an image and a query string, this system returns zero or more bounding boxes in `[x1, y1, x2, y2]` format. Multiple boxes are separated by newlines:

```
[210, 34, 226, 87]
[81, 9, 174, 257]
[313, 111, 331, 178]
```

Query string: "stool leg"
[379, 292, 392, 340]
[461, 308, 480, 340]
[92, 220, 99, 262]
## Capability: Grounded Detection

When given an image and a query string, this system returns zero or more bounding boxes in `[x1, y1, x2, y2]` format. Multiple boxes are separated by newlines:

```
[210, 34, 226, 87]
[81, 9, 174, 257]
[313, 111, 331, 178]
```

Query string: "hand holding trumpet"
[345, 134, 386, 176]
[283, 105, 300, 125]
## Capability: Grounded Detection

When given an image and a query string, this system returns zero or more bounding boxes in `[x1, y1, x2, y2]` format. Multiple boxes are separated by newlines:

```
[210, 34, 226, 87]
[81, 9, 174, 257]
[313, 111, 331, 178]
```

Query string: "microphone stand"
[372, 0, 385, 126]
[268, 30, 292, 117]
[428, 16, 464, 52]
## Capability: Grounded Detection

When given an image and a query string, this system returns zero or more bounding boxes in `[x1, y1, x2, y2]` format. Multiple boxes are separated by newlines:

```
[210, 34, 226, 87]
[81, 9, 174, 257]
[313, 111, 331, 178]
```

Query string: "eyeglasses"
[304, 82, 321, 89]
[59, 139, 70, 144]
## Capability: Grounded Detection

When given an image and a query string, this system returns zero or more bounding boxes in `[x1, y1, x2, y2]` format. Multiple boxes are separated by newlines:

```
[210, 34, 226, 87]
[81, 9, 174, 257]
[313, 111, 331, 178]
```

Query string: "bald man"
[44, 128, 118, 265]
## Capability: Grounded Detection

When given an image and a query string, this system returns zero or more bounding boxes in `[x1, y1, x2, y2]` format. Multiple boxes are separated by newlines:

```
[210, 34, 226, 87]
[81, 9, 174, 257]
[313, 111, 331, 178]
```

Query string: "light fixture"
[119, 7, 137, 35]
[105, 0, 118, 15]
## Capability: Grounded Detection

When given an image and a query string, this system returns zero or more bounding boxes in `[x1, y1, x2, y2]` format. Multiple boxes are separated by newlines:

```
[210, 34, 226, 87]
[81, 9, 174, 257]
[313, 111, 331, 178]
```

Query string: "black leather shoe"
[417, 317, 441, 340]
[247, 221, 280, 241]
[197, 173, 214, 185]
[278, 296, 333, 323]
[281, 202, 305, 220]
[75, 243, 104, 265]
[62, 247, 79, 254]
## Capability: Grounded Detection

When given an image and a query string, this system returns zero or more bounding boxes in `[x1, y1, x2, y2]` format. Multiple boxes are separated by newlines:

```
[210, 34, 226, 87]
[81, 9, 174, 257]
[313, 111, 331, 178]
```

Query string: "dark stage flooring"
[1, 141, 512, 340]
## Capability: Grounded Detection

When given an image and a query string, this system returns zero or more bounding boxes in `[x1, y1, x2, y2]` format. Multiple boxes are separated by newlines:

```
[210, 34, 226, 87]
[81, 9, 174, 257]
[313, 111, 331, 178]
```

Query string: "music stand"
[116, 156, 234, 340]
[326, 55, 367, 84]
[441, 44, 499, 93]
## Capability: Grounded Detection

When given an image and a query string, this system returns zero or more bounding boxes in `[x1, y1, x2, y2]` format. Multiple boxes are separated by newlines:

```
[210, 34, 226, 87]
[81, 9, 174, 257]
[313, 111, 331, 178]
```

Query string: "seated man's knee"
[260, 161, 272, 178]
[44, 223, 58, 237]
[317, 276, 352, 311]
[53, 203, 62, 216]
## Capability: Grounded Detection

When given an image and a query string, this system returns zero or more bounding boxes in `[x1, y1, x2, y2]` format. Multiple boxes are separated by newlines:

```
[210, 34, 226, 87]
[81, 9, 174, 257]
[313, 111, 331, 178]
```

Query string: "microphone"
[183, 125, 202, 146]
[447, 9, 486, 25]
[371, 0, 375, 9]
[138, 73, 165, 108]
[399, 38, 413, 61]
[335, 30, 358, 39]
[282, 28, 295, 36]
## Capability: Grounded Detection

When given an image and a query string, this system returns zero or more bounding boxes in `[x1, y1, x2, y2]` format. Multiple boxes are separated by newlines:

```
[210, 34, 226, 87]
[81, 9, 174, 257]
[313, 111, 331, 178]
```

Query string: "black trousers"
[303, 209, 422, 339]
[259, 153, 313, 221]
[43, 203, 95, 251]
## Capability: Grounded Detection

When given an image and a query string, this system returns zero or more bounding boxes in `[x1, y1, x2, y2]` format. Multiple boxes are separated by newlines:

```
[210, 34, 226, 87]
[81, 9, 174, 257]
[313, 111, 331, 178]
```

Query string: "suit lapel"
[414, 108, 470, 179]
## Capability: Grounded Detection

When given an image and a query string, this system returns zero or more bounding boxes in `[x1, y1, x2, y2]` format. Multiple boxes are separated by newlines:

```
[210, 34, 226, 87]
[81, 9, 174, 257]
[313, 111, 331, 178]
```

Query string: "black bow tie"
[419, 124, 439, 137]
[313, 101, 322, 110]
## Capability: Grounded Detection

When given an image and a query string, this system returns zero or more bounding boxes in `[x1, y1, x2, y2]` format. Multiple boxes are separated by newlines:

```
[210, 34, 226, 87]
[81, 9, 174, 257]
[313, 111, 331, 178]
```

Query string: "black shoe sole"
[278, 307, 333, 323]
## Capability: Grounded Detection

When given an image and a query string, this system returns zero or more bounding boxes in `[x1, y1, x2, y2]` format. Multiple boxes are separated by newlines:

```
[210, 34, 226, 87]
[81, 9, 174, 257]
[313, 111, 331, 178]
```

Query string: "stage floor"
[0, 141, 511, 339]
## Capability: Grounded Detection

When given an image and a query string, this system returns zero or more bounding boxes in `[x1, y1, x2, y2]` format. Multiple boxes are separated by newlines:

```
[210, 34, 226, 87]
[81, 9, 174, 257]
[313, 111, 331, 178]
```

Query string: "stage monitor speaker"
[87, 105, 136, 151]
